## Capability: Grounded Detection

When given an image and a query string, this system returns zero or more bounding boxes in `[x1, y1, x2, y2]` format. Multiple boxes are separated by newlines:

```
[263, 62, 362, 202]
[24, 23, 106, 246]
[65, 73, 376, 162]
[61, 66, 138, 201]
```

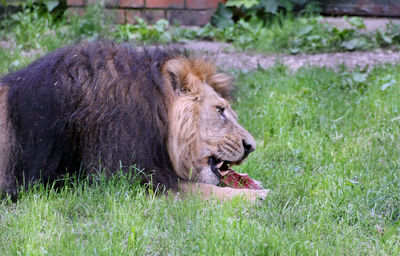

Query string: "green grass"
[1, 62, 399, 255]
[0, 4, 399, 255]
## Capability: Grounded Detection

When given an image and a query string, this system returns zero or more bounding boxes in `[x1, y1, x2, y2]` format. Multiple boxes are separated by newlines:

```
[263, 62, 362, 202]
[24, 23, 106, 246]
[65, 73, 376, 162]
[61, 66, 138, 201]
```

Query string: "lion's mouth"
[208, 157, 235, 180]
[208, 156, 263, 190]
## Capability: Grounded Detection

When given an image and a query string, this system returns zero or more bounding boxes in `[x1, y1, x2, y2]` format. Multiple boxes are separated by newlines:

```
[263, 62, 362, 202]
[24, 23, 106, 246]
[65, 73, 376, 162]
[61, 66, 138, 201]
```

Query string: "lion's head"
[163, 57, 256, 185]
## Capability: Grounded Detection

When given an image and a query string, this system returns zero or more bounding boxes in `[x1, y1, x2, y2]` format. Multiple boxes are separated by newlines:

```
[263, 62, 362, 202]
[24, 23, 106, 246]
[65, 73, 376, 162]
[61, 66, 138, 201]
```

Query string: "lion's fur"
[0, 86, 15, 194]
[162, 57, 232, 180]
[0, 41, 254, 197]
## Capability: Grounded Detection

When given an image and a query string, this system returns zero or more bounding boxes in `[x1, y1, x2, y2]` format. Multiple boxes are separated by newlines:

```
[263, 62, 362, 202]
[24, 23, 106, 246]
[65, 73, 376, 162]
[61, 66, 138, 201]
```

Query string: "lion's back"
[0, 42, 180, 195]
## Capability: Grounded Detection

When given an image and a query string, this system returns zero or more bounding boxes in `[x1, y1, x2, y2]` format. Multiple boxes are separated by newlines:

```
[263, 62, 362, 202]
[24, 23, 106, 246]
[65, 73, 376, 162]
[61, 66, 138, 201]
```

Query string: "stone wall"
[321, 0, 400, 17]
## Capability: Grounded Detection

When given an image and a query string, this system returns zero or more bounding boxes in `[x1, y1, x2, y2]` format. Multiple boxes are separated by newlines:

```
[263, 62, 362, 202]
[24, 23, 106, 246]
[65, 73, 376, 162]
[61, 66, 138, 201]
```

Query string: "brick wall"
[67, 0, 226, 25]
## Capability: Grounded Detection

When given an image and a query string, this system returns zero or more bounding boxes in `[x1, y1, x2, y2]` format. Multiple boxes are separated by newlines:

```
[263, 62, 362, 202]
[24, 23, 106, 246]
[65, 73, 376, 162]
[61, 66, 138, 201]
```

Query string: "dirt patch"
[182, 41, 400, 71]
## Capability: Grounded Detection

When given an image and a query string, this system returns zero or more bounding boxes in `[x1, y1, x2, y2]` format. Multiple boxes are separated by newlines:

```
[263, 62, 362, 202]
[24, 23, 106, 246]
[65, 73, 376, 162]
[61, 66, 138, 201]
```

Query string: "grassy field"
[0, 4, 399, 255]
[1, 58, 399, 254]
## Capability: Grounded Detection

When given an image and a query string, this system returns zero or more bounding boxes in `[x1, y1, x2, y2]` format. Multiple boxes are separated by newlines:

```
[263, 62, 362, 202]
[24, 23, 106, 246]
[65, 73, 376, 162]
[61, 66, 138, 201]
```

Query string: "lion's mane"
[0, 41, 196, 195]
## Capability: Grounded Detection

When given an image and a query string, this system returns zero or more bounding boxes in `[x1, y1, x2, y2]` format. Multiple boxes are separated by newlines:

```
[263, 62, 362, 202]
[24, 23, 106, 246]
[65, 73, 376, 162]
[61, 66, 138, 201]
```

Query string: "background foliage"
[1, 0, 400, 57]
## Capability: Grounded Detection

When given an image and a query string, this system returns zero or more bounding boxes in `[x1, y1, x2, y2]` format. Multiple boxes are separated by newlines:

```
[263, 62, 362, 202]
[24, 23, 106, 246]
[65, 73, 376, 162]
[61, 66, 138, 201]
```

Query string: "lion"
[0, 41, 268, 201]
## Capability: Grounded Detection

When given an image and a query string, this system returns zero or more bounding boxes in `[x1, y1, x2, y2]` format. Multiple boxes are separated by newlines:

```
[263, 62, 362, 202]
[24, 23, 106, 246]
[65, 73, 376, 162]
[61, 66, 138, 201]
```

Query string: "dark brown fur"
[0, 41, 188, 196]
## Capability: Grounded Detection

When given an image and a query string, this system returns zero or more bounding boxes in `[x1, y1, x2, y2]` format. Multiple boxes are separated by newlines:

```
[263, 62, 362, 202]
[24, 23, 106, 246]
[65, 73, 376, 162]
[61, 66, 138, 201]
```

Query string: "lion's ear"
[163, 59, 186, 95]
[168, 70, 185, 95]
[163, 58, 201, 95]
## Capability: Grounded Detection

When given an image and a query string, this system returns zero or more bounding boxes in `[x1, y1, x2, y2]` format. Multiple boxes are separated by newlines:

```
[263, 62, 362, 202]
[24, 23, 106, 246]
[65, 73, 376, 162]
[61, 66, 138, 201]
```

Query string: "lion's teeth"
[220, 170, 229, 176]
[216, 162, 223, 168]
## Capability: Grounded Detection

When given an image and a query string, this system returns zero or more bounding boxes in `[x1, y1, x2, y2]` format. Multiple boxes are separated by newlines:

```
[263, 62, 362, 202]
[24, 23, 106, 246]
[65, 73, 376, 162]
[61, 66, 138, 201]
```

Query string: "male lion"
[0, 41, 268, 201]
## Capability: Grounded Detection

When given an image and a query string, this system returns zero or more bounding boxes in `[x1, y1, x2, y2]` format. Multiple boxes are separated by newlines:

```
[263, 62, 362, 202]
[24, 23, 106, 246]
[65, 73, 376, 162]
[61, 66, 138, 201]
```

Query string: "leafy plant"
[376, 21, 400, 46]
[43, 0, 60, 13]
[113, 18, 218, 45]
[3, 0, 400, 57]
[210, 3, 234, 29]
[227, 0, 260, 9]
[207, 13, 400, 54]
[344, 16, 366, 30]
[5, 2, 59, 49]
[68, 3, 114, 41]
[211, 16, 266, 50]
[337, 65, 369, 92]
[170, 23, 215, 43]
[206, 0, 400, 53]
[212, 0, 322, 28]
[114, 18, 172, 44]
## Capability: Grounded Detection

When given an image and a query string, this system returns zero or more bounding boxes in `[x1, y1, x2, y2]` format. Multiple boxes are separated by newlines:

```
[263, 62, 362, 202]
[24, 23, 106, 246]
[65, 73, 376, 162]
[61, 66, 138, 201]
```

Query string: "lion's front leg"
[178, 182, 269, 201]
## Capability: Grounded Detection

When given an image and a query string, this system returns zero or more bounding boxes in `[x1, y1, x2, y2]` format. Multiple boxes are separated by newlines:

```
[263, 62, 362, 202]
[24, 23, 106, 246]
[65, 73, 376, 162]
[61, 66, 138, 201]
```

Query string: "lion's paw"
[256, 189, 269, 200]
[244, 188, 269, 201]
[252, 179, 264, 189]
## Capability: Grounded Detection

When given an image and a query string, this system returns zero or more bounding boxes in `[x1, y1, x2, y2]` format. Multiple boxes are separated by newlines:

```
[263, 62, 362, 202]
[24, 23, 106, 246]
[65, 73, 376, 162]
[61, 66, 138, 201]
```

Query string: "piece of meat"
[220, 170, 263, 190]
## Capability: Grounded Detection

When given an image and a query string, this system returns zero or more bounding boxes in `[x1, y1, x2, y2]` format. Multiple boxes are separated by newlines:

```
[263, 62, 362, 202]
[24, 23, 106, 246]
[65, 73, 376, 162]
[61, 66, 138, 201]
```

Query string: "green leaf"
[211, 3, 234, 29]
[306, 34, 322, 42]
[345, 16, 366, 30]
[377, 30, 393, 45]
[296, 25, 314, 36]
[380, 79, 396, 91]
[128, 225, 136, 248]
[352, 72, 367, 83]
[44, 1, 59, 12]
[261, 0, 278, 14]
[226, 0, 259, 8]
[289, 48, 301, 54]
[278, 0, 294, 11]
[341, 38, 368, 50]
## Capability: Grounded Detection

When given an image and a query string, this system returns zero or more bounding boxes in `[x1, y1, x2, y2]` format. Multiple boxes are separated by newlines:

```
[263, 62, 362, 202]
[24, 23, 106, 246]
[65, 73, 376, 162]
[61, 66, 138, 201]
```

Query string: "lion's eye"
[216, 106, 225, 115]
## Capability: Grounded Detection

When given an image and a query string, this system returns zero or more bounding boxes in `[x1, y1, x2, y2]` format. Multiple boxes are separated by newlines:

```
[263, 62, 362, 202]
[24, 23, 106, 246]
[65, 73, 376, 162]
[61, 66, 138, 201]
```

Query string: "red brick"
[143, 10, 166, 24]
[116, 9, 126, 24]
[115, 9, 126, 24]
[105, 0, 120, 8]
[66, 0, 84, 6]
[104, 9, 126, 24]
[125, 10, 143, 24]
[66, 7, 85, 20]
[186, 0, 224, 9]
[146, 0, 184, 9]
[167, 9, 215, 25]
[120, 0, 144, 8]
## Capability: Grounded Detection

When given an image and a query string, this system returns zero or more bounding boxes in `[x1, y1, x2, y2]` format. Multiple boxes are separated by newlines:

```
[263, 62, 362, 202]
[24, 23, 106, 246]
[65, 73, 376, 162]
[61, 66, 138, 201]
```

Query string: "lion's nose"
[242, 139, 255, 158]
